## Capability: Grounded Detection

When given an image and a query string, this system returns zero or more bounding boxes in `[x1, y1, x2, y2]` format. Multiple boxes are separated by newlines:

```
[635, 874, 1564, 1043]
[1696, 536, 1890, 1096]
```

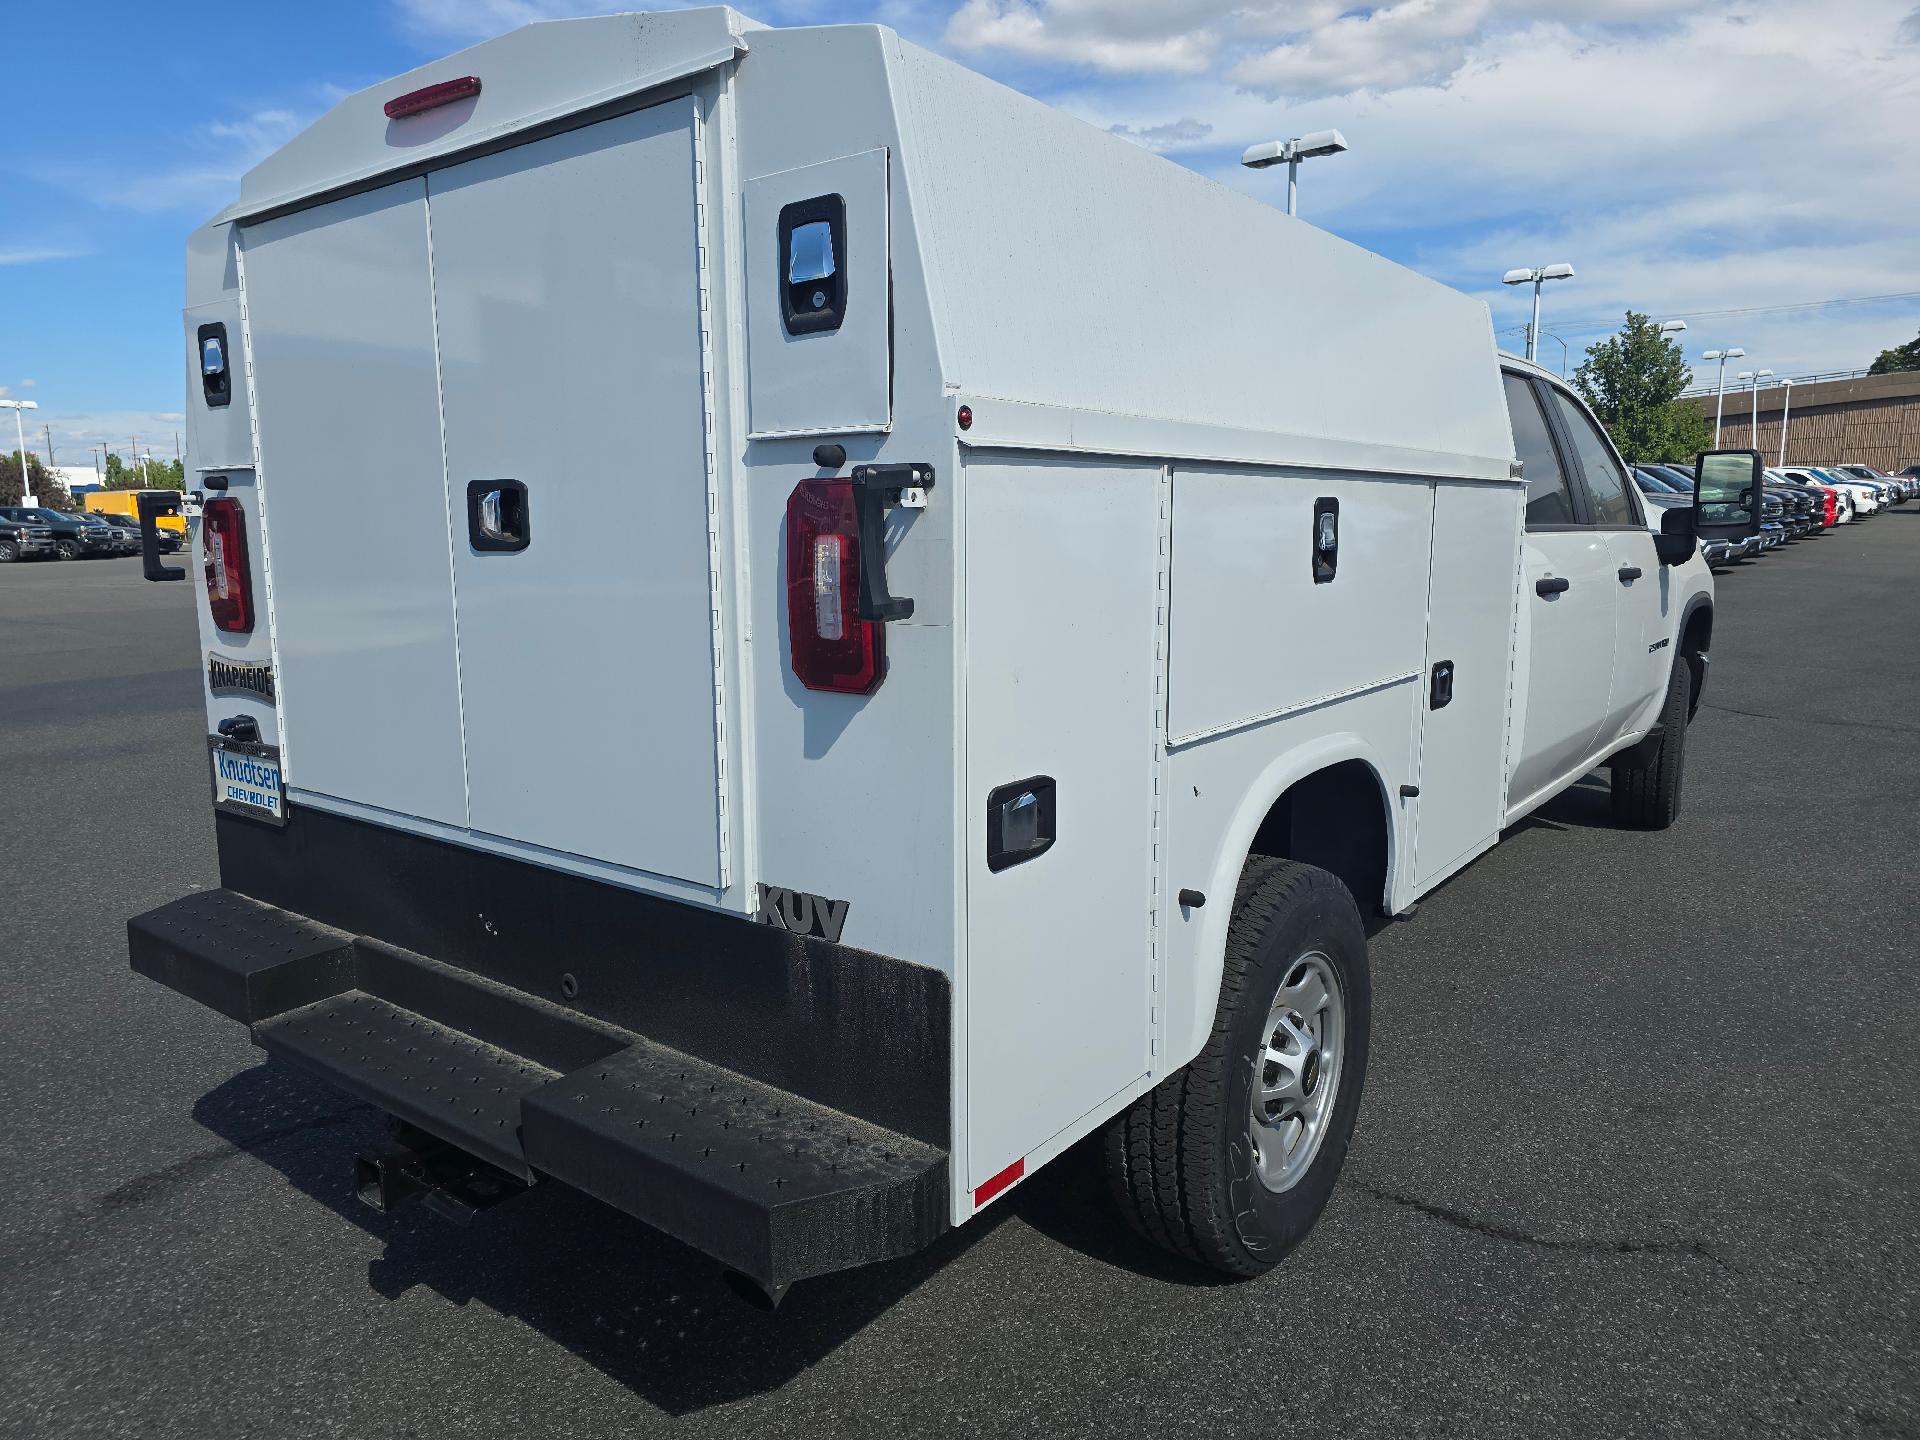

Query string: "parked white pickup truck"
[129, 8, 1762, 1304]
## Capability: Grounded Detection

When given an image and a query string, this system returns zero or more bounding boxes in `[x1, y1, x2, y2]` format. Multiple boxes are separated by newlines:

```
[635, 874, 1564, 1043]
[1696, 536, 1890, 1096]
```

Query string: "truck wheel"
[1103, 856, 1370, 1276]
[1610, 657, 1691, 830]
[0, 539, 16, 563]
[54, 538, 80, 561]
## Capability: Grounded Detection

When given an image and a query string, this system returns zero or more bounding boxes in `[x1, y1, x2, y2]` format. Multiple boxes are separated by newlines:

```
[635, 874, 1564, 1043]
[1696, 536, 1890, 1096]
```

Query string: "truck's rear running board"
[129, 889, 948, 1294]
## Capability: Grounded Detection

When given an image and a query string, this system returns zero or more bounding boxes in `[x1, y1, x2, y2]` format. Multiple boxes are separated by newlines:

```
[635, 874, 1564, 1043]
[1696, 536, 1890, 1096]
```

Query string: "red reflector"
[202, 497, 254, 634]
[974, 1157, 1025, 1208]
[786, 479, 884, 695]
[383, 75, 482, 119]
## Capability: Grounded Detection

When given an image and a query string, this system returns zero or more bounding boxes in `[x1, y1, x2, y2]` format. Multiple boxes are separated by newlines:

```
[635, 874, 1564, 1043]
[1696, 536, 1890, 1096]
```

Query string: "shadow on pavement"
[1508, 773, 1614, 836]
[191, 1062, 1000, 1416]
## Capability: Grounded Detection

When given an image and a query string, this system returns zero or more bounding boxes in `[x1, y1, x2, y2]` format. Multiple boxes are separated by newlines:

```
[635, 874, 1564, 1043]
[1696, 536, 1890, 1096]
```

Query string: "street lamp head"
[1241, 129, 1350, 169]
[1503, 263, 1574, 285]
[0, 399, 39, 412]
[1704, 346, 1746, 361]
[1292, 129, 1349, 159]
[1655, 320, 1687, 334]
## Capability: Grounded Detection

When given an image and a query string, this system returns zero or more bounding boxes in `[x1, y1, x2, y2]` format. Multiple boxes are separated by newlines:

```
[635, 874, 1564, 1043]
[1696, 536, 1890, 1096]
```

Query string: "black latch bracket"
[849, 463, 935, 623]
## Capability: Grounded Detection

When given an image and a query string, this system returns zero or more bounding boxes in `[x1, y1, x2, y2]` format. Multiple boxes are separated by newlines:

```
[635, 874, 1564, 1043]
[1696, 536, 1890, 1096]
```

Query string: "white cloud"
[1107, 116, 1213, 152]
[1231, 0, 1496, 97]
[34, 104, 316, 217]
[944, 0, 1222, 73]
[0, 246, 86, 265]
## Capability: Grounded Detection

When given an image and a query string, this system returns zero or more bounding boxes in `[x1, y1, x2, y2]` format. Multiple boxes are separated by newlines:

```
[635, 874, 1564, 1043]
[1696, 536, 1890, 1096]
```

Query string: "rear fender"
[1164, 733, 1396, 1075]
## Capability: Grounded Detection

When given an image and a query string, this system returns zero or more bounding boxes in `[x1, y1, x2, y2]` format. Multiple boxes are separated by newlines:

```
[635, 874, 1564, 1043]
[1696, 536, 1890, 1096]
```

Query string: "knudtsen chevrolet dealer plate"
[208, 739, 287, 826]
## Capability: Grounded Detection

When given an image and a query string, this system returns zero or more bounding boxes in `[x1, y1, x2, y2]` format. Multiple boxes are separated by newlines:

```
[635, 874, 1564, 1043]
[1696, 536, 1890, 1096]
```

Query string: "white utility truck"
[130, 9, 1762, 1303]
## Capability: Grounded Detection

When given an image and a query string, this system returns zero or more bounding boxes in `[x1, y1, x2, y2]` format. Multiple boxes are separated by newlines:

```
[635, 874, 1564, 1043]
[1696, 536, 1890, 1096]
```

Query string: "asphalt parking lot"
[3, 524, 1916, 1440]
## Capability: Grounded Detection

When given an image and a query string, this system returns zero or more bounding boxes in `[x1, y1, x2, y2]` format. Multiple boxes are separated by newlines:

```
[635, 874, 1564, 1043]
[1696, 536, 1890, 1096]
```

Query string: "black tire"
[54, 538, 80, 561]
[1103, 857, 1370, 1276]
[1611, 656, 1691, 829]
[0, 539, 16, 563]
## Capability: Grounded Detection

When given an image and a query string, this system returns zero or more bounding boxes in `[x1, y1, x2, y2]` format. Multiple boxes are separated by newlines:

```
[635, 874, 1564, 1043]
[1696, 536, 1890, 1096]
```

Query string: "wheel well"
[1680, 602, 1712, 718]
[1246, 760, 1389, 916]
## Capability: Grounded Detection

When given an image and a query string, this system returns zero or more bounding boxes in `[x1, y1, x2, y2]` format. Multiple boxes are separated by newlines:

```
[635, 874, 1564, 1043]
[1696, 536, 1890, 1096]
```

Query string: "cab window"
[1503, 372, 1575, 528]
[1546, 389, 1639, 528]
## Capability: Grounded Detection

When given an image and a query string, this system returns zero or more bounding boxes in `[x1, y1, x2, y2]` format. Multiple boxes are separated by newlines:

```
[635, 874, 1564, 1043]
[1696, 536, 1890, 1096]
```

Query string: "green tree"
[1868, 328, 1920, 375]
[1573, 311, 1714, 465]
[0, 450, 74, 509]
[103, 452, 185, 491]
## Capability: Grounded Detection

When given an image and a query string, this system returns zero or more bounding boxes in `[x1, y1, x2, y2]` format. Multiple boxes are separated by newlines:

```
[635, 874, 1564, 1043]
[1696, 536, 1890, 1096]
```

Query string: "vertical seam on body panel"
[232, 239, 286, 771]
[708, 78, 757, 905]
[421, 183, 474, 827]
[692, 100, 732, 892]
[1148, 462, 1173, 1067]
[1502, 510, 1525, 797]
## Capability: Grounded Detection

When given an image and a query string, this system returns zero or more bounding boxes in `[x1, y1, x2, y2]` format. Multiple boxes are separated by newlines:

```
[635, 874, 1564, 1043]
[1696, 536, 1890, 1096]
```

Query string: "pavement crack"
[1699, 699, 1920, 738]
[92, 1103, 372, 1217]
[1356, 1184, 1736, 1274]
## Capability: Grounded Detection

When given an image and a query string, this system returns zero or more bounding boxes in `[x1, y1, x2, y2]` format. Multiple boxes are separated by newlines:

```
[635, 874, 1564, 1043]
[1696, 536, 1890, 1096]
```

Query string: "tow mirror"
[1653, 506, 1696, 567]
[1692, 448, 1763, 543]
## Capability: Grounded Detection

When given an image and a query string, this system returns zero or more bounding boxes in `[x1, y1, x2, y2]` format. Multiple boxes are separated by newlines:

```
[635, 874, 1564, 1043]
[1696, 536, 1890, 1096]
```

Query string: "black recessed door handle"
[1535, 576, 1571, 596]
[1617, 566, 1643, 583]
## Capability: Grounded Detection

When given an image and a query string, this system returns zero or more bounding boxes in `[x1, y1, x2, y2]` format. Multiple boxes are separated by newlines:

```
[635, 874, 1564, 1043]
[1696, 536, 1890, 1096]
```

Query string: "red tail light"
[786, 480, 883, 694]
[202, 498, 255, 633]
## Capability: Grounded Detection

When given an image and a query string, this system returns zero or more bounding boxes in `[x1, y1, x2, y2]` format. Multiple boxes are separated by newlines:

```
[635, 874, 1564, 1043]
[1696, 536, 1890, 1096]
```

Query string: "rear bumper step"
[130, 889, 948, 1291]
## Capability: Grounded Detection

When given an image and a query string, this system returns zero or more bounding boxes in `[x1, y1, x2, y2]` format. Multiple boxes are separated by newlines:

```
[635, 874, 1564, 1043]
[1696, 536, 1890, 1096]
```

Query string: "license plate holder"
[208, 737, 287, 827]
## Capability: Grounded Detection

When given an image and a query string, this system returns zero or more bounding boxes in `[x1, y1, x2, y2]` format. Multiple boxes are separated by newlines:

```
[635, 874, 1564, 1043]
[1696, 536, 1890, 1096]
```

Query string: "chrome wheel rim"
[1249, 951, 1345, 1194]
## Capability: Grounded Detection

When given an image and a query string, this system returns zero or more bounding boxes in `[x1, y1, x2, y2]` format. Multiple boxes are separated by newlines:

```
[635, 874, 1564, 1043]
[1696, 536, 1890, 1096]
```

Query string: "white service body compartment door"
[1412, 482, 1522, 887]
[428, 101, 724, 886]
[964, 457, 1160, 1193]
[743, 149, 890, 438]
[242, 182, 469, 827]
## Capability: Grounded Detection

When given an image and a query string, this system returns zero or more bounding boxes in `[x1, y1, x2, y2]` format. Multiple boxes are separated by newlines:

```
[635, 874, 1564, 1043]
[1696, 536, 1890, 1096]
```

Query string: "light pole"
[1738, 369, 1773, 448]
[1778, 378, 1795, 466]
[1535, 330, 1570, 376]
[1241, 130, 1350, 217]
[1501, 264, 1575, 362]
[1703, 348, 1745, 445]
[1, 399, 40, 505]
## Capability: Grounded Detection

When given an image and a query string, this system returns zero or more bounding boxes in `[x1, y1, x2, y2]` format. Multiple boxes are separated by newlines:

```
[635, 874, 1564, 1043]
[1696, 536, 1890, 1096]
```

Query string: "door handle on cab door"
[1535, 576, 1571, 597]
[1617, 565, 1643, 583]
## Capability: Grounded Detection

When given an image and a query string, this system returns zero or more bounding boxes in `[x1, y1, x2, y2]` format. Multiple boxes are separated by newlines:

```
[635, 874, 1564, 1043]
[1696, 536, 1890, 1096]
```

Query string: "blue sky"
[4, 0, 1917, 471]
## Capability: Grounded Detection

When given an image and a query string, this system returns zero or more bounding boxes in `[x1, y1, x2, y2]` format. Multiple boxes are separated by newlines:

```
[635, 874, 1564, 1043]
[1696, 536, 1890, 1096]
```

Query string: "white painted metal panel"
[1168, 468, 1433, 744]
[890, 39, 1512, 482]
[241, 181, 469, 827]
[1413, 482, 1523, 887]
[1160, 682, 1415, 1073]
[182, 298, 252, 471]
[743, 149, 890, 437]
[427, 101, 723, 886]
[1603, 528, 1669, 743]
[1508, 530, 1616, 808]
[964, 456, 1159, 1189]
[232, 10, 750, 219]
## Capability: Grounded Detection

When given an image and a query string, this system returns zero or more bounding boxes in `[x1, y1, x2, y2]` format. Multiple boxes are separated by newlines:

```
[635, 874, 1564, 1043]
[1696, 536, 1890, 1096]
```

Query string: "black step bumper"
[130, 885, 948, 1292]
